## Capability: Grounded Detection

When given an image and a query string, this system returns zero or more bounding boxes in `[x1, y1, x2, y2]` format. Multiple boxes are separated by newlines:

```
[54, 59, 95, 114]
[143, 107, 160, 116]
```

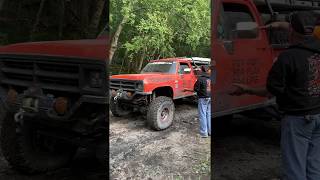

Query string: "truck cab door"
[212, 0, 273, 116]
[178, 62, 194, 97]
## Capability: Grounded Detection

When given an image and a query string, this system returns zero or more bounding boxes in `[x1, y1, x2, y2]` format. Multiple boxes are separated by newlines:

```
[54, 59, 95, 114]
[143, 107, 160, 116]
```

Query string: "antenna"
[265, 0, 277, 21]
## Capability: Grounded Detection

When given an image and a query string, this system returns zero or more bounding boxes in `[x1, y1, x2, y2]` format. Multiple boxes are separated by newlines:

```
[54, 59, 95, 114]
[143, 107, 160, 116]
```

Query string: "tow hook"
[14, 109, 25, 134]
[114, 90, 123, 103]
[13, 97, 39, 133]
[14, 109, 25, 123]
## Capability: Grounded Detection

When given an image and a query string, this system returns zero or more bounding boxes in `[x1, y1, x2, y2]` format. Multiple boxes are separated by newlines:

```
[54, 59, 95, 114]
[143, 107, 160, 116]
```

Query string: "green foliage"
[110, 0, 210, 74]
[192, 153, 211, 175]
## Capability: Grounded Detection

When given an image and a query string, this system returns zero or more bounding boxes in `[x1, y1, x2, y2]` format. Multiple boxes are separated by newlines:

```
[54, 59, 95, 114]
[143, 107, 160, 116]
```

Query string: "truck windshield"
[141, 62, 177, 74]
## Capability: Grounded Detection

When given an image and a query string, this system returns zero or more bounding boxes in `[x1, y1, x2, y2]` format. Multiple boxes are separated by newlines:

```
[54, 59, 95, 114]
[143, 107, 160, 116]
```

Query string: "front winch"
[22, 97, 39, 113]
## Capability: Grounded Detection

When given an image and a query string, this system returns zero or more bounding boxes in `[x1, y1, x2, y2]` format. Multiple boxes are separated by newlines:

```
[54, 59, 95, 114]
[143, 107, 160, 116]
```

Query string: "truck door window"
[217, 4, 226, 40]
[218, 3, 257, 40]
[179, 63, 190, 74]
[261, 13, 289, 47]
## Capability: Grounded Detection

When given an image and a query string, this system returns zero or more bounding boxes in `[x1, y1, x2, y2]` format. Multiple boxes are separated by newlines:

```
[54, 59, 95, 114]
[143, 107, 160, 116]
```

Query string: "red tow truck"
[110, 57, 210, 130]
[212, 0, 320, 119]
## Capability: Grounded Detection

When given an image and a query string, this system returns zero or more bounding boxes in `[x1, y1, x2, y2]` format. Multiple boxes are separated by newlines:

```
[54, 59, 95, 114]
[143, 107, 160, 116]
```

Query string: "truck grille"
[110, 79, 139, 91]
[0, 55, 81, 93]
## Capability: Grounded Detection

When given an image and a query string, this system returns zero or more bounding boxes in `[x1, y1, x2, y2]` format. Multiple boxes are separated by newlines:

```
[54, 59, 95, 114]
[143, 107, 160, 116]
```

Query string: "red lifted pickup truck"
[0, 28, 108, 173]
[110, 57, 210, 130]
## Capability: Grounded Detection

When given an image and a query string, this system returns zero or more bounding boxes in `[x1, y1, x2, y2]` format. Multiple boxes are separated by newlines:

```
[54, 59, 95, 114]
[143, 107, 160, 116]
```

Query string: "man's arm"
[230, 51, 288, 98]
[266, 53, 288, 97]
[261, 21, 290, 30]
[194, 79, 200, 93]
[230, 83, 272, 98]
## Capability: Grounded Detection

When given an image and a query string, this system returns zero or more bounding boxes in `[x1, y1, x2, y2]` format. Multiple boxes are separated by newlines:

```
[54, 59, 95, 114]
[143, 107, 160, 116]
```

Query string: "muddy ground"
[0, 147, 106, 180]
[213, 115, 281, 180]
[109, 100, 211, 179]
[0, 104, 282, 180]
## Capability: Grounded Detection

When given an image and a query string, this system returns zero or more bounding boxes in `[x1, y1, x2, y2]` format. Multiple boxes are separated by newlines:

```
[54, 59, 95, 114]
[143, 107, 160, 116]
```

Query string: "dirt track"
[0, 147, 106, 180]
[109, 101, 211, 179]
[213, 115, 281, 180]
[0, 104, 281, 180]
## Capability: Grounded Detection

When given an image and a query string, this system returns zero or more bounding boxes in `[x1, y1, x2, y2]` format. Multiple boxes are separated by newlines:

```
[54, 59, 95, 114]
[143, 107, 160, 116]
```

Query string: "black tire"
[110, 98, 131, 117]
[0, 110, 77, 173]
[147, 96, 175, 130]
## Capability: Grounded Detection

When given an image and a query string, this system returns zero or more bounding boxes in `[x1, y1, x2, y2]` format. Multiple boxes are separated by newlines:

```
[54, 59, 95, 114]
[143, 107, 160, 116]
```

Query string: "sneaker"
[200, 134, 208, 138]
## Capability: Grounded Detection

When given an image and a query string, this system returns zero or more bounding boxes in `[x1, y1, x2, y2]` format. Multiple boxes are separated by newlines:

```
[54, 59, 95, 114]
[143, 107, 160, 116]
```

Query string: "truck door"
[178, 62, 194, 97]
[212, 0, 273, 116]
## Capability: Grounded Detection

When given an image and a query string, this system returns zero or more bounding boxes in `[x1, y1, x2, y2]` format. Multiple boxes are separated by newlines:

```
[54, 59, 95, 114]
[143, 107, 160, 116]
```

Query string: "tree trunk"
[128, 60, 132, 73]
[138, 48, 146, 72]
[87, 0, 105, 38]
[80, 0, 90, 37]
[109, 15, 128, 64]
[30, 0, 46, 41]
[119, 50, 128, 74]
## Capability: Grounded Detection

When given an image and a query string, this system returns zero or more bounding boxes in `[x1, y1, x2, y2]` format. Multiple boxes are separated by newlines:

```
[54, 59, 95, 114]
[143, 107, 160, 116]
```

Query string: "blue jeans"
[198, 98, 211, 136]
[281, 114, 320, 180]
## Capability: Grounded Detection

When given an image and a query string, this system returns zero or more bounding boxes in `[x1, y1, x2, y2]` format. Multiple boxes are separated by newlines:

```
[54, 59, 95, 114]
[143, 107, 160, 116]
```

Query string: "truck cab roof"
[0, 37, 108, 61]
[151, 57, 211, 64]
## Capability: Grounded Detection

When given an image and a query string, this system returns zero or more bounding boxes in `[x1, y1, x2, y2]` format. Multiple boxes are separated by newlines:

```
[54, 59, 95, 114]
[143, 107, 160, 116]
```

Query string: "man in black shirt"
[194, 65, 211, 138]
[231, 12, 320, 180]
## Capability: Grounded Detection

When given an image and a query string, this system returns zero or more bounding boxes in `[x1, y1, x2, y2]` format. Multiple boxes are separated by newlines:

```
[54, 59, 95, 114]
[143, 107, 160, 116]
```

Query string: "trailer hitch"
[14, 109, 25, 134]
[14, 109, 25, 123]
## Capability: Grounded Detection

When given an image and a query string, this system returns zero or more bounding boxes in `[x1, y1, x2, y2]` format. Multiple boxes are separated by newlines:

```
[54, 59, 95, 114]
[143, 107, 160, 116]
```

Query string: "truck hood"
[0, 38, 108, 61]
[111, 73, 175, 82]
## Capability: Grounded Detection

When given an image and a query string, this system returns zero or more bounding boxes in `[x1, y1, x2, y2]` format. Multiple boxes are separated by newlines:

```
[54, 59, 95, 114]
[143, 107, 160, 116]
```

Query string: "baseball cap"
[287, 11, 317, 35]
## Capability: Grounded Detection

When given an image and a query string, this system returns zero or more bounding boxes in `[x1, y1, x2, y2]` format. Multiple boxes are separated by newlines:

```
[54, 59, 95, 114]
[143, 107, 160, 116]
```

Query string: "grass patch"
[192, 153, 211, 175]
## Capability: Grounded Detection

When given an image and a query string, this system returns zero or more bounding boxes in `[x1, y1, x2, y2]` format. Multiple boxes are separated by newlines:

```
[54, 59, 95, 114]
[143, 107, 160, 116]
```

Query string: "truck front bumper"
[110, 89, 151, 101]
[0, 85, 107, 124]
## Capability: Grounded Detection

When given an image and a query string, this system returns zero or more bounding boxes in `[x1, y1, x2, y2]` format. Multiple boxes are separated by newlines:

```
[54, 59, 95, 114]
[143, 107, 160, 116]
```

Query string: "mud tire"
[147, 96, 175, 130]
[0, 107, 77, 174]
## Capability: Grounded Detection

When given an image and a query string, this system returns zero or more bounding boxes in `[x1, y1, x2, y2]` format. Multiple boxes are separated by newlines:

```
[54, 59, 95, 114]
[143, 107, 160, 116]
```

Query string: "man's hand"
[260, 22, 290, 30]
[229, 83, 250, 96]
[229, 83, 272, 97]
[212, 60, 216, 67]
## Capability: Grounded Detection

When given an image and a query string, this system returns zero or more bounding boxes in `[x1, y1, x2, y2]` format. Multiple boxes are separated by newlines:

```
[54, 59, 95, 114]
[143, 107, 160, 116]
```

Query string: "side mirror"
[233, 22, 258, 39]
[184, 68, 191, 73]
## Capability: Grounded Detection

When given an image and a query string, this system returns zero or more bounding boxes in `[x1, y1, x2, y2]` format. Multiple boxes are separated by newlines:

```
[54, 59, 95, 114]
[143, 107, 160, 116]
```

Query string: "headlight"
[89, 71, 103, 88]
[136, 82, 144, 91]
